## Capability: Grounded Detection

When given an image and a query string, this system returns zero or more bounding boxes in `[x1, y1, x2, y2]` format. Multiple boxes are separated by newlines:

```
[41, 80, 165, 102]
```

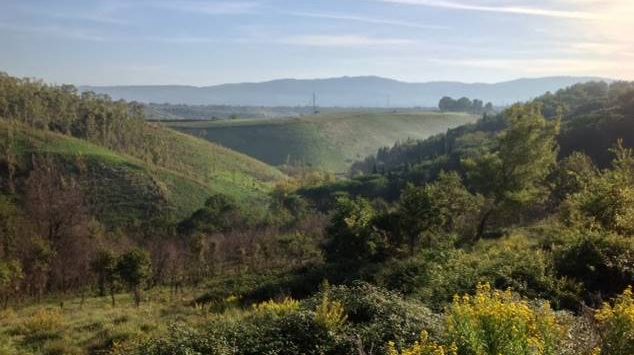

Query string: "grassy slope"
[166, 112, 478, 173]
[0, 122, 284, 226]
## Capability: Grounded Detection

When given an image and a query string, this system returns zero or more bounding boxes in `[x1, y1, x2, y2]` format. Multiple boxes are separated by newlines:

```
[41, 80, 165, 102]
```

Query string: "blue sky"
[1, 0, 632, 85]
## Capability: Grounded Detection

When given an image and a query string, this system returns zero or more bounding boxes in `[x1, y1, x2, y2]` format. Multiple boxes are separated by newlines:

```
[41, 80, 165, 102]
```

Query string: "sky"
[0, 0, 633, 86]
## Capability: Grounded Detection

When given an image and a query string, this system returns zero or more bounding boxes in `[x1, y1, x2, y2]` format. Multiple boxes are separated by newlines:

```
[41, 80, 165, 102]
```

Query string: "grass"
[166, 111, 478, 173]
[0, 121, 285, 226]
[0, 288, 216, 355]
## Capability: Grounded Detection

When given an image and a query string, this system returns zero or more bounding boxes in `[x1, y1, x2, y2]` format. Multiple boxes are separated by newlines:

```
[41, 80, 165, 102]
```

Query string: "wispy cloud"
[283, 11, 448, 30]
[280, 34, 414, 47]
[426, 57, 620, 75]
[158, 1, 259, 15]
[0, 22, 108, 41]
[380, 0, 600, 20]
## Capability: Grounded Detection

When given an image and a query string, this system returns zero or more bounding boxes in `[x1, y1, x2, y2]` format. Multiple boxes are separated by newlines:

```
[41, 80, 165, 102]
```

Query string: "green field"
[165, 111, 478, 173]
[0, 122, 284, 226]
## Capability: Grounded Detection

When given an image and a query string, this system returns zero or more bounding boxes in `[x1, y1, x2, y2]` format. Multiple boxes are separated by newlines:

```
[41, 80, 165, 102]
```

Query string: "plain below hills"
[165, 111, 478, 173]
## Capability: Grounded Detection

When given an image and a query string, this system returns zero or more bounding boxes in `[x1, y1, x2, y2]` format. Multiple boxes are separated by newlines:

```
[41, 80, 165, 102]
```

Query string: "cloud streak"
[280, 34, 414, 47]
[158, 1, 259, 15]
[380, 0, 600, 20]
[283, 11, 448, 30]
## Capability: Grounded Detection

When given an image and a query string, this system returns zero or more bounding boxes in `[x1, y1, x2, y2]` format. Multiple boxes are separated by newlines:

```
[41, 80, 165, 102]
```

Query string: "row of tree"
[438, 96, 494, 113]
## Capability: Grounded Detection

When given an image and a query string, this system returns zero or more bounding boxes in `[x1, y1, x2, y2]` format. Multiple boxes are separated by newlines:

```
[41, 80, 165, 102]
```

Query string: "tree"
[397, 172, 483, 253]
[0, 195, 20, 258]
[117, 248, 152, 307]
[90, 249, 119, 306]
[438, 96, 456, 112]
[463, 103, 560, 238]
[324, 196, 387, 263]
[178, 194, 243, 235]
[548, 152, 598, 207]
[0, 259, 22, 309]
[560, 141, 634, 235]
[25, 156, 92, 294]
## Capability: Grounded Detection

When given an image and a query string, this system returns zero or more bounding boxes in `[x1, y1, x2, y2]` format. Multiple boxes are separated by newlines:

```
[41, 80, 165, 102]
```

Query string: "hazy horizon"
[1, 0, 633, 86]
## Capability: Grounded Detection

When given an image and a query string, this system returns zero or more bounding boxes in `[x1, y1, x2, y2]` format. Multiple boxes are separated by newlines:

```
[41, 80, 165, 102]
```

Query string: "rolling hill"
[165, 111, 478, 173]
[0, 121, 284, 227]
[81, 76, 606, 107]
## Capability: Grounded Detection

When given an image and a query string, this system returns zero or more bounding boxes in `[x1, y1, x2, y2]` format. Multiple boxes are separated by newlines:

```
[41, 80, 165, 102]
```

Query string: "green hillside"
[0, 121, 284, 227]
[165, 111, 477, 173]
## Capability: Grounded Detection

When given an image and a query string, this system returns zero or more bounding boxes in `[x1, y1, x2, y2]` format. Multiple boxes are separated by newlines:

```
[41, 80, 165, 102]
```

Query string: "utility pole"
[312, 92, 318, 114]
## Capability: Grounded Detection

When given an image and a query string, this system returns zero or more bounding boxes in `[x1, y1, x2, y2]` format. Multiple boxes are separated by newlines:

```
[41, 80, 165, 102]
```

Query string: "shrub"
[252, 297, 300, 318]
[18, 308, 65, 343]
[388, 331, 457, 355]
[314, 285, 347, 332]
[445, 283, 566, 355]
[553, 232, 634, 304]
[414, 236, 580, 311]
[594, 287, 634, 355]
[312, 282, 442, 353]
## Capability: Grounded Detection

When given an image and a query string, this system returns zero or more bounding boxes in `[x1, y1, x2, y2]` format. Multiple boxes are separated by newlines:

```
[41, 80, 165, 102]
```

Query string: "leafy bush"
[313, 284, 347, 332]
[445, 283, 566, 355]
[391, 236, 580, 311]
[324, 196, 389, 264]
[251, 297, 300, 318]
[132, 283, 440, 355]
[388, 331, 457, 355]
[553, 232, 634, 305]
[595, 287, 634, 355]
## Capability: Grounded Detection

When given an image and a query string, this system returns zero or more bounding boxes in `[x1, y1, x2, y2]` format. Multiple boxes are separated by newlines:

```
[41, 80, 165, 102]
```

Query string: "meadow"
[166, 111, 477, 173]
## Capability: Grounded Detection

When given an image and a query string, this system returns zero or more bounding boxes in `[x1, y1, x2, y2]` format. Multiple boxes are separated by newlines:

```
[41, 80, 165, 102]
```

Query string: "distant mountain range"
[80, 76, 609, 107]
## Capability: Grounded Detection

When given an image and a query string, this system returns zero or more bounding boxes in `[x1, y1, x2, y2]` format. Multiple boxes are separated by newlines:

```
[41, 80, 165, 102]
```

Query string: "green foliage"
[466, 103, 559, 205]
[378, 236, 580, 311]
[445, 283, 566, 355]
[553, 231, 634, 304]
[463, 104, 559, 236]
[116, 249, 152, 307]
[324, 196, 388, 263]
[397, 172, 483, 252]
[133, 282, 440, 355]
[168, 111, 477, 172]
[90, 249, 119, 304]
[560, 141, 634, 235]
[0, 260, 22, 309]
[314, 282, 347, 332]
[548, 152, 598, 207]
[178, 194, 244, 235]
[388, 330, 457, 355]
[0, 72, 284, 228]
[439, 96, 493, 114]
[595, 287, 634, 355]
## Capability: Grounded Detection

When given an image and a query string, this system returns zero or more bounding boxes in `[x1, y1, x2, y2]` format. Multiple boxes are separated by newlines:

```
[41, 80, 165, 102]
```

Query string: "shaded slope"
[166, 111, 477, 173]
[1, 122, 284, 226]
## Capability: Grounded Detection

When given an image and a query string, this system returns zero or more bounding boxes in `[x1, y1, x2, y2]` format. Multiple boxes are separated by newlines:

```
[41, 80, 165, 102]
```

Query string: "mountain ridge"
[80, 75, 609, 107]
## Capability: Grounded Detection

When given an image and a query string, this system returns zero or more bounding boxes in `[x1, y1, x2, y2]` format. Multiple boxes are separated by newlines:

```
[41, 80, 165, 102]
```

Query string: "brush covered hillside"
[3, 78, 634, 355]
[0, 73, 284, 228]
[166, 111, 477, 173]
[352, 81, 634, 177]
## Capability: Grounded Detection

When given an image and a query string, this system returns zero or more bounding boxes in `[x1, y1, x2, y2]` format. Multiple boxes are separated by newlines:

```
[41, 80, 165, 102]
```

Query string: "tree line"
[438, 96, 494, 114]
